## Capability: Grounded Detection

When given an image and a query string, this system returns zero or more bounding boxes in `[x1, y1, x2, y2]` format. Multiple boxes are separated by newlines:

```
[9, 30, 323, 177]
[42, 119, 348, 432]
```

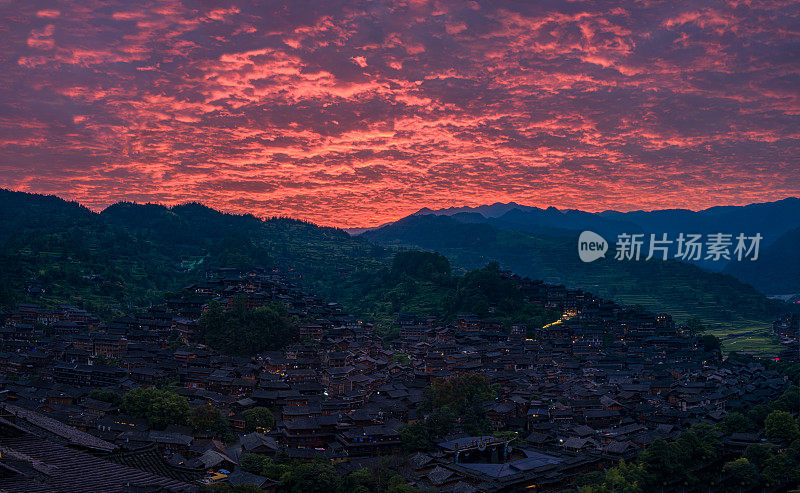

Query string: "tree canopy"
[243, 407, 275, 432]
[189, 404, 230, 438]
[199, 298, 295, 356]
[122, 387, 190, 429]
[765, 410, 800, 442]
[578, 385, 800, 492]
[401, 372, 497, 451]
[390, 251, 450, 280]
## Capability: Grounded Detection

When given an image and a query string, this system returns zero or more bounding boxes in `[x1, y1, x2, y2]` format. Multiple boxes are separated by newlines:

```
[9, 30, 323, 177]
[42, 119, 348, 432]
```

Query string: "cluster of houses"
[0, 268, 793, 492]
[773, 313, 800, 361]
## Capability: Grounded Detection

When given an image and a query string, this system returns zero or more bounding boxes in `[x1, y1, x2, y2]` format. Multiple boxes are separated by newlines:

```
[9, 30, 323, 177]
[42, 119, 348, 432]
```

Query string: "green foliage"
[336, 253, 560, 335]
[744, 443, 776, 469]
[386, 475, 416, 493]
[391, 251, 450, 280]
[775, 385, 800, 413]
[209, 232, 272, 271]
[281, 461, 341, 493]
[0, 190, 789, 347]
[760, 353, 800, 386]
[399, 421, 434, 453]
[339, 468, 375, 493]
[575, 471, 605, 488]
[424, 372, 497, 413]
[681, 316, 706, 336]
[449, 262, 560, 327]
[363, 213, 789, 329]
[243, 407, 275, 432]
[239, 456, 413, 493]
[0, 190, 390, 318]
[198, 299, 295, 356]
[0, 192, 180, 314]
[189, 404, 230, 437]
[492, 430, 519, 442]
[699, 334, 722, 353]
[761, 444, 800, 487]
[393, 353, 411, 366]
[122, 387, 189, 429]
[450, 262, 510, 314]
[765, 410, 800, 442]
[239, 453, 267, 475]
[240, 452, 293, 480]
[401, 373, 497, 451]
[717, 411, 757, 435]
[722, 458, 760, 489]
[580, 386, 800, 492]
[580, 424, 722, 492]
[88, 389, 122, 408]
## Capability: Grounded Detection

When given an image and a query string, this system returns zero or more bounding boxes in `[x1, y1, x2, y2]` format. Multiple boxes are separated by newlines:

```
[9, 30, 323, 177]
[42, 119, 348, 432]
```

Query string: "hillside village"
[0, 266, 797, 492]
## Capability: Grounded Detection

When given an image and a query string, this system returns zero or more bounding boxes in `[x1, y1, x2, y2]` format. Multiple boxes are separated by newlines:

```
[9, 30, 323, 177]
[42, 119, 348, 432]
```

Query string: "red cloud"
[0, 0, 798, 227]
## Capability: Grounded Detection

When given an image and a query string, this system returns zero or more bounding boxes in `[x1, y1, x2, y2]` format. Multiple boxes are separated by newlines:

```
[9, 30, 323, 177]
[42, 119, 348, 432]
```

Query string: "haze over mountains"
[360, 198, 800, 295]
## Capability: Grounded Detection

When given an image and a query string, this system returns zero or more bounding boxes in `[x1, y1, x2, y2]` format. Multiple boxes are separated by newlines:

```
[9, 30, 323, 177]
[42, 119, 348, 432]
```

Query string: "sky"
[0, 0, 799, 227]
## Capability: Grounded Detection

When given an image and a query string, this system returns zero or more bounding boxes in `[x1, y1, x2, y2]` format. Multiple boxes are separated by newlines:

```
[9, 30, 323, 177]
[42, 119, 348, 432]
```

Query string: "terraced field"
[703, 319, 783, 355]
[605, 292, 782, 354]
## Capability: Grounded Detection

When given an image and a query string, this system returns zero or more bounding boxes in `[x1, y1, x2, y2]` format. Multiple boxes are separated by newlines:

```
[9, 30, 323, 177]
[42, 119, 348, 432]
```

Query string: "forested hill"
[724, 226, 800, 295]
[361, 214, 791, 326]
[0, 190, 556, 333]
[0, 190, 388, 315]
[405, 198, 800, 280]
[99, 200, 389, 294]
[0, 189, 792, 336]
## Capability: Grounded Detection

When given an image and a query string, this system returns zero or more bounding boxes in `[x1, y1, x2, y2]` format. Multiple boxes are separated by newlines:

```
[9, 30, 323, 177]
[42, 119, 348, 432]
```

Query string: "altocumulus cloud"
[0, 0, 798, 226]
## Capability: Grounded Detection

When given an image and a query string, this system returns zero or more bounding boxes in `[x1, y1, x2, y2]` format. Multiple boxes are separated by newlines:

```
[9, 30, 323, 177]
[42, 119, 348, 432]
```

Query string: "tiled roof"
[0, 434, 193, 492]
[3, 403, 116, 452]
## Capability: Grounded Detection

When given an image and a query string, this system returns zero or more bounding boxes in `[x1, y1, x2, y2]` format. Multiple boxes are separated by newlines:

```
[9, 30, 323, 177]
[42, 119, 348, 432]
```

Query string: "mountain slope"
[417, 198, 800, 244]
[408, 197, 800, 286]
[0, 191, 183, 313]
[362, 214, 789, 325]
[0, 190, 560, 336]
[601, 197, 800, 248]
[0, 190, 389, 315]
[1, 188, 793, 338]
[413, 203, 643, 237]
[724, 226, 800, 295]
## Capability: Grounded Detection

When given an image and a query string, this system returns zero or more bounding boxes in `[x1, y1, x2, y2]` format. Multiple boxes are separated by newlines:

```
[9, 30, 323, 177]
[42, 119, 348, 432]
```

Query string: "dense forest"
[0, 190, 388, 317]
[327, 252, 561, 338]
[198, 298, 296, 356]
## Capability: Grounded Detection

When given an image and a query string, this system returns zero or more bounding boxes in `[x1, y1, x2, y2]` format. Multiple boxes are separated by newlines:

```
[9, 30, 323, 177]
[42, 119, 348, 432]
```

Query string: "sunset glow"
[1, 0, 799, 226]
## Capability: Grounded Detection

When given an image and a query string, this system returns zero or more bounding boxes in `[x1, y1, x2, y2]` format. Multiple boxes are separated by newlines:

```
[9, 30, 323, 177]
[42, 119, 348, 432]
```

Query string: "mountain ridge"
[1, 189, 795, 339]
[362, 213, 795, 329]
[0, 189, 390, 316]
[373, 197, 800, 285]
[414, 197, 800, 219]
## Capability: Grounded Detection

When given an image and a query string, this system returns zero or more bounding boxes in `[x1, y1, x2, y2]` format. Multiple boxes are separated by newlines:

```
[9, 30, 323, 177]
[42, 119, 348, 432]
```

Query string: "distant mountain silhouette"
[362, 213, 793, 323]
[724, 226, 800, 294]
[395, 197, 800, 284]
[413, 202, 527, 218]
[601, 197, 800, 246]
